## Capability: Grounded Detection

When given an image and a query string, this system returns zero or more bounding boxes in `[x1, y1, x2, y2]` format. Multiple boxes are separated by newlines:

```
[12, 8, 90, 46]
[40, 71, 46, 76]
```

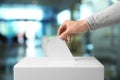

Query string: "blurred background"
[0, 0, 120, 80]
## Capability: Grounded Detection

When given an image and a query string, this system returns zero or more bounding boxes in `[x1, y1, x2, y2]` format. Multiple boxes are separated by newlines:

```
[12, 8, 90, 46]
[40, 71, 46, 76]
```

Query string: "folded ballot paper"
[42, 37, 74, 62]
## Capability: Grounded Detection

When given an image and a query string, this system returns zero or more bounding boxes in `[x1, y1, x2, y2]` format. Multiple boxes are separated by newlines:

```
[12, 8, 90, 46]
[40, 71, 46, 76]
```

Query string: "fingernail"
[59, 36, 64, 41]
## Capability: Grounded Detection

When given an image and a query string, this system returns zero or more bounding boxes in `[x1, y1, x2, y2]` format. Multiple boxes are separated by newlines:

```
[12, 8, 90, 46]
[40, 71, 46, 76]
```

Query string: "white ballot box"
[14, 57, 104, 80]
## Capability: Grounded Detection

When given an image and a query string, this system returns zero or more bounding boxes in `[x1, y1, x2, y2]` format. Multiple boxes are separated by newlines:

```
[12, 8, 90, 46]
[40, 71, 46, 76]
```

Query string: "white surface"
[14, 57, 104, 80]
[15, 57, 103, 68]
[42, 37, 74, 61]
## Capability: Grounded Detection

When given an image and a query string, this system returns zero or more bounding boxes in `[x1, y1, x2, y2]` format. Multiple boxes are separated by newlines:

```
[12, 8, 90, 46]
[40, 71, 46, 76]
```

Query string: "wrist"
[83, 20, 89, 30]
[79, 20, 89, 32]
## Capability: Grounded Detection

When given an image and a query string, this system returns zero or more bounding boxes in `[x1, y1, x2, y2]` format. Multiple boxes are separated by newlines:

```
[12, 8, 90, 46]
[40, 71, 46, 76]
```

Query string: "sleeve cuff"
[86, 16, 97, 31]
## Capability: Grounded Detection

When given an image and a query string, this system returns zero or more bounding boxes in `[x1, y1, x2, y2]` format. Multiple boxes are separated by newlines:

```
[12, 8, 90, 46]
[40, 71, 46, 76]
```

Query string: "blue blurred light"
[57, 9, 71, 25]
[87, 44, 94, 50]
[0, 5, 43, 20]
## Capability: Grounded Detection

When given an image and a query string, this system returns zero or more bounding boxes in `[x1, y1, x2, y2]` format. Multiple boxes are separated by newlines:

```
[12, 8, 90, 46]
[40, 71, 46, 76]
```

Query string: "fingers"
[57, 20, 72, 42]
[59, 31, 72, 42]
[59, 30, 68, 40]
[67, 34, 72, 42]
[57, 23, 66, 36]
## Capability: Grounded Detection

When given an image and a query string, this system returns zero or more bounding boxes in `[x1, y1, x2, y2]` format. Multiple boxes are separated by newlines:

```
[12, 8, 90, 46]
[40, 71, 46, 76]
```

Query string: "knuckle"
[64, 20, 69, 23]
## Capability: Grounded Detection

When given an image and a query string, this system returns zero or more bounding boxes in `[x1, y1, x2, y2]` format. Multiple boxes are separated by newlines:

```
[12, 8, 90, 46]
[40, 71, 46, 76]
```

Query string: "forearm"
[86, 1, 120, 31]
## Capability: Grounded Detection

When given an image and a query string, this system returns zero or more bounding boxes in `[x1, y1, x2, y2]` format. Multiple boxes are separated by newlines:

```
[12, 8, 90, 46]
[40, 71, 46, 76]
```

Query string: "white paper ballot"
[42, 37, 74, 61]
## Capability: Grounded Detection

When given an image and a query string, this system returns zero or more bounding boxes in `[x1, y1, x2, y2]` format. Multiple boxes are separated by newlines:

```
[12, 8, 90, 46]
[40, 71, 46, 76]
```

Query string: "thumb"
[59, 30, 68, 40]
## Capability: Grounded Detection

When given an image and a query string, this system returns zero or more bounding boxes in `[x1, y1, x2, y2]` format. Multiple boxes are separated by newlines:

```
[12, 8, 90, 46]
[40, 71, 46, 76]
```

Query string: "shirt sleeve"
[86, 1, 120, 31]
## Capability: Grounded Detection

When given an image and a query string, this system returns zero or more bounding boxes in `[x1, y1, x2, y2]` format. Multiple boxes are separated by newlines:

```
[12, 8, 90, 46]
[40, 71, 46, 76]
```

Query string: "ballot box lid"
[14, 57, 104, 68]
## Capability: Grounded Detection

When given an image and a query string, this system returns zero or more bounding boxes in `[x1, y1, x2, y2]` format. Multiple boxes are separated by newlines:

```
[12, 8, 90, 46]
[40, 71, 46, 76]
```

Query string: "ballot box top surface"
[15, 57, 103, 68]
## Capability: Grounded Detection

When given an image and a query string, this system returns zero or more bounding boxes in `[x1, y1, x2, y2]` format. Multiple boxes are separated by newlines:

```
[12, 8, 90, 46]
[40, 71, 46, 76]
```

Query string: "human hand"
[57, 20, 89, 42]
